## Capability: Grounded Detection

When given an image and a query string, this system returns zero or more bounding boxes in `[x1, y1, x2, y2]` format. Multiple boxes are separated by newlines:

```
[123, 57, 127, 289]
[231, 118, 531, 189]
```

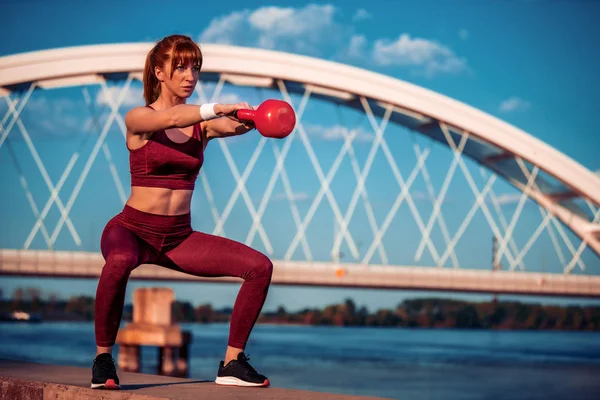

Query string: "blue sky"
[1, 0, 599, 310]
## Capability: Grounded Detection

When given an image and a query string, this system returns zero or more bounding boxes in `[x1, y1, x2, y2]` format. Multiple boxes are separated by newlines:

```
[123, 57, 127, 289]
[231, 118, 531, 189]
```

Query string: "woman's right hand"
[214, 102, 252, 117]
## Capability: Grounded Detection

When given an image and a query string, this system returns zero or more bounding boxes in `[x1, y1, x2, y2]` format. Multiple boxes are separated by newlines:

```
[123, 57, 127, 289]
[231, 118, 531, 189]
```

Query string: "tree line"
[1, 287, 599, 330]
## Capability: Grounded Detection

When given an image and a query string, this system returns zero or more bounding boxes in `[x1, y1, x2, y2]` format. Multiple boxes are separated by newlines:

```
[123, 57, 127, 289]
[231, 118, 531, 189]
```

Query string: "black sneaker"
[215, 353, 270, 387]
[91, 353, 121, 389]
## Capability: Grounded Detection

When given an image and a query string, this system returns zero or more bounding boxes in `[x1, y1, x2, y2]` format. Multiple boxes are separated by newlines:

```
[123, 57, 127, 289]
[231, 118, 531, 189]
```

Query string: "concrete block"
[116, 324, 182, 347]
[133, 288, 174, 326]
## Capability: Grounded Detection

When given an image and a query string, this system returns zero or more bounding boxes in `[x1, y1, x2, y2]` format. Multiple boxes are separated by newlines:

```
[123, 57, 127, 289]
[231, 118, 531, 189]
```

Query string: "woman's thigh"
[163, 231, 271, 278]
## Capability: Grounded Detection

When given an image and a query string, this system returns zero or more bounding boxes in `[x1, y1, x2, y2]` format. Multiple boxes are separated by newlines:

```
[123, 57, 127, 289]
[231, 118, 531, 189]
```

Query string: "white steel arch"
[1, 42, 599, 263]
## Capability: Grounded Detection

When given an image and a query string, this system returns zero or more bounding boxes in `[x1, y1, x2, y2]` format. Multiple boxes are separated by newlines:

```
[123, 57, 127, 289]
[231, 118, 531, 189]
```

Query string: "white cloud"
[347, 35, 367, 58]
[200, 6, 467, 77]
[411, 191, 434, 202]
[273, 192, 311, 202]
[199, 4, 340, 55]
[217, 93, 242, 104]
[491, 193, 524, 206]
[249, 7, 296, 31]
[352, 8, 372, 22]
[196, 82, 243, 104]
[96, 86, 144, 107]
[323, 125, 374, 142]
[372, 34, 467, 76]
[199, 11, 247, 45]
[251, 4, 336, 40]
[16, 97, 83, 138]
[459, 29, 469, 41]
[500, 97, 530, 113]
[306, 124, 374, 143]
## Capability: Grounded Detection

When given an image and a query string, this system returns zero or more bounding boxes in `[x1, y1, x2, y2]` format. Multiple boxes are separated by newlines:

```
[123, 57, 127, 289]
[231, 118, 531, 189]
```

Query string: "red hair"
[143, 35, 203, 105]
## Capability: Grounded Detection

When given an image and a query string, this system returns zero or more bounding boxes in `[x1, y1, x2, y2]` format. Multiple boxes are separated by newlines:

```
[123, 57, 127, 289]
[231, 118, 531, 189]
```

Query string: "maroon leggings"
[95, 205, 273, 348]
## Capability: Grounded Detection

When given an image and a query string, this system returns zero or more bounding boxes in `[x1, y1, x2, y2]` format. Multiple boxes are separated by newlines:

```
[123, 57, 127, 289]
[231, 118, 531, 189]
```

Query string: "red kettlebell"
[234, 99, 296, 138]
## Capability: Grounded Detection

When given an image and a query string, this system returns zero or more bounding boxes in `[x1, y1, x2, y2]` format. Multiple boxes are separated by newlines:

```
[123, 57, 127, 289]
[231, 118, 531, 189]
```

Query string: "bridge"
[1, 43, 599, 297]
[1, 249, 598, 297]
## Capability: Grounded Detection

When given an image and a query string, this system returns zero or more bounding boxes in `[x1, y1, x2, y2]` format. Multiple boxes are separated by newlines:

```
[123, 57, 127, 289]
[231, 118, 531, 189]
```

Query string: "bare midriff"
[126, 186, 193, 216]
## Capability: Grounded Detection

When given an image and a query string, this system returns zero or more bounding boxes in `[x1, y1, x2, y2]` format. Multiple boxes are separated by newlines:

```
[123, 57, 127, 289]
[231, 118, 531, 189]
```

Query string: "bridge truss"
[0, 44, 599, 296]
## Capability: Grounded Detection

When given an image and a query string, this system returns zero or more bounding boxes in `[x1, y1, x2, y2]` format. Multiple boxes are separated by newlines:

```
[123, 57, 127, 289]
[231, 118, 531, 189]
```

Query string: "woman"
[91, 34, 272, 389]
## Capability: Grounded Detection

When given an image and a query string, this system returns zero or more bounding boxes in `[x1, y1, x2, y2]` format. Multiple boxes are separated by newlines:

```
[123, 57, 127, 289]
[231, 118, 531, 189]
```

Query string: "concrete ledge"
[1, 376, 164, 400]
[0, 359, 388, 400]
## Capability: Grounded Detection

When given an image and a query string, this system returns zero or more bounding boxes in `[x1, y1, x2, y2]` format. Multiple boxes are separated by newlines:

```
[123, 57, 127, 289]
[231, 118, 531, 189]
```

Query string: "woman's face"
[157, 59, 200, 99]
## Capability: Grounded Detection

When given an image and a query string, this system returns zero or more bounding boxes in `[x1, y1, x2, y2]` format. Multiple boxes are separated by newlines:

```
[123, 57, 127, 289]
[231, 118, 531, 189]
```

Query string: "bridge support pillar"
[116, 287, 192, 377]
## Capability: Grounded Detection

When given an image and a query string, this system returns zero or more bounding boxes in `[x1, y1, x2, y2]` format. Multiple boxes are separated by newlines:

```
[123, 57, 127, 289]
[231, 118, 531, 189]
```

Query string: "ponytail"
[143, 49, 160, 105]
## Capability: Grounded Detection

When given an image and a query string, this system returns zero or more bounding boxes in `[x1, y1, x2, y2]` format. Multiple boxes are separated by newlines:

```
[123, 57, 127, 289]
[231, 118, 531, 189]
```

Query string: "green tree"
[25, 287, 42, 312]
[12, 288, 24, 309]
[172, 301, 196, 322]
[455, 305, 482, 328]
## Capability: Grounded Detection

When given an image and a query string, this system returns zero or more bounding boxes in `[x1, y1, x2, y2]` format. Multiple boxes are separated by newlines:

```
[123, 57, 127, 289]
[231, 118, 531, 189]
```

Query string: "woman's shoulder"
[125, 105, 154, 118]
[124, 105, 159, 129]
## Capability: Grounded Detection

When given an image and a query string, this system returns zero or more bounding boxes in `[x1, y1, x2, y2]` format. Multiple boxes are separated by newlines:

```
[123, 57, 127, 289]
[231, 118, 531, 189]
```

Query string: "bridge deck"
[1, 249, 599, 297]
[0, 359, 386, 400]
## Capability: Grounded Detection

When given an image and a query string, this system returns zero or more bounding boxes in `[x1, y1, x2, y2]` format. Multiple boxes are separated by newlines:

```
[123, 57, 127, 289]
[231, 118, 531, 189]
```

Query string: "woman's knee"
[244, 252, 273, 281]
[102, 251, 139, 278]
[100, 225, 141, 278]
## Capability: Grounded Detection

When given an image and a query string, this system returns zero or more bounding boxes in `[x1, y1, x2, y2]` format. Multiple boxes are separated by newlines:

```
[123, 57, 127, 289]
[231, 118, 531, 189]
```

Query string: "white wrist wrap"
[200, 103, 218, 120]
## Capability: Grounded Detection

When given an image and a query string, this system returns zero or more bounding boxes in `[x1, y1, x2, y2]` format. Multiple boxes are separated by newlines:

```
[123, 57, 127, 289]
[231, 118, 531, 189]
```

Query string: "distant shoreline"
[2, 288, 599, 331]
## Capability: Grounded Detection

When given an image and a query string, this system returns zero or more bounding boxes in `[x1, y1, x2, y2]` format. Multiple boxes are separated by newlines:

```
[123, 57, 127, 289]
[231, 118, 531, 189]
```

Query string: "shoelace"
[94, 357, 116, 377]
[238, 354, 258, 374]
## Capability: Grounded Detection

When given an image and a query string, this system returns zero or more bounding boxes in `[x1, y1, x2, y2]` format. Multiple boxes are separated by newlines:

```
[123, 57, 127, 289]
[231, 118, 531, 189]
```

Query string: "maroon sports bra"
[129, 107, 204, 190]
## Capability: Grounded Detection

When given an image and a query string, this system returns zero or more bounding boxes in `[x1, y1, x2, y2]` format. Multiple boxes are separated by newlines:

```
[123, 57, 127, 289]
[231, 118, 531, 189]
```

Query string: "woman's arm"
[204, 103, 256, 140]
[125, 103, 239, 134]
[205, 118, 255, 140]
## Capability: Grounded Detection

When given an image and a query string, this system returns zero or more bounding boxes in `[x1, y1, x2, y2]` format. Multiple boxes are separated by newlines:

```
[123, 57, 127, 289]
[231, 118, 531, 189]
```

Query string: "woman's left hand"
[227, 102, 255, 130]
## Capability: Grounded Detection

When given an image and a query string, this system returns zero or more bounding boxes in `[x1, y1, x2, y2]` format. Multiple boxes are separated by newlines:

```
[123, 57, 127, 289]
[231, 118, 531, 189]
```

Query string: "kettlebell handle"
[233, 109, 255, 121]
